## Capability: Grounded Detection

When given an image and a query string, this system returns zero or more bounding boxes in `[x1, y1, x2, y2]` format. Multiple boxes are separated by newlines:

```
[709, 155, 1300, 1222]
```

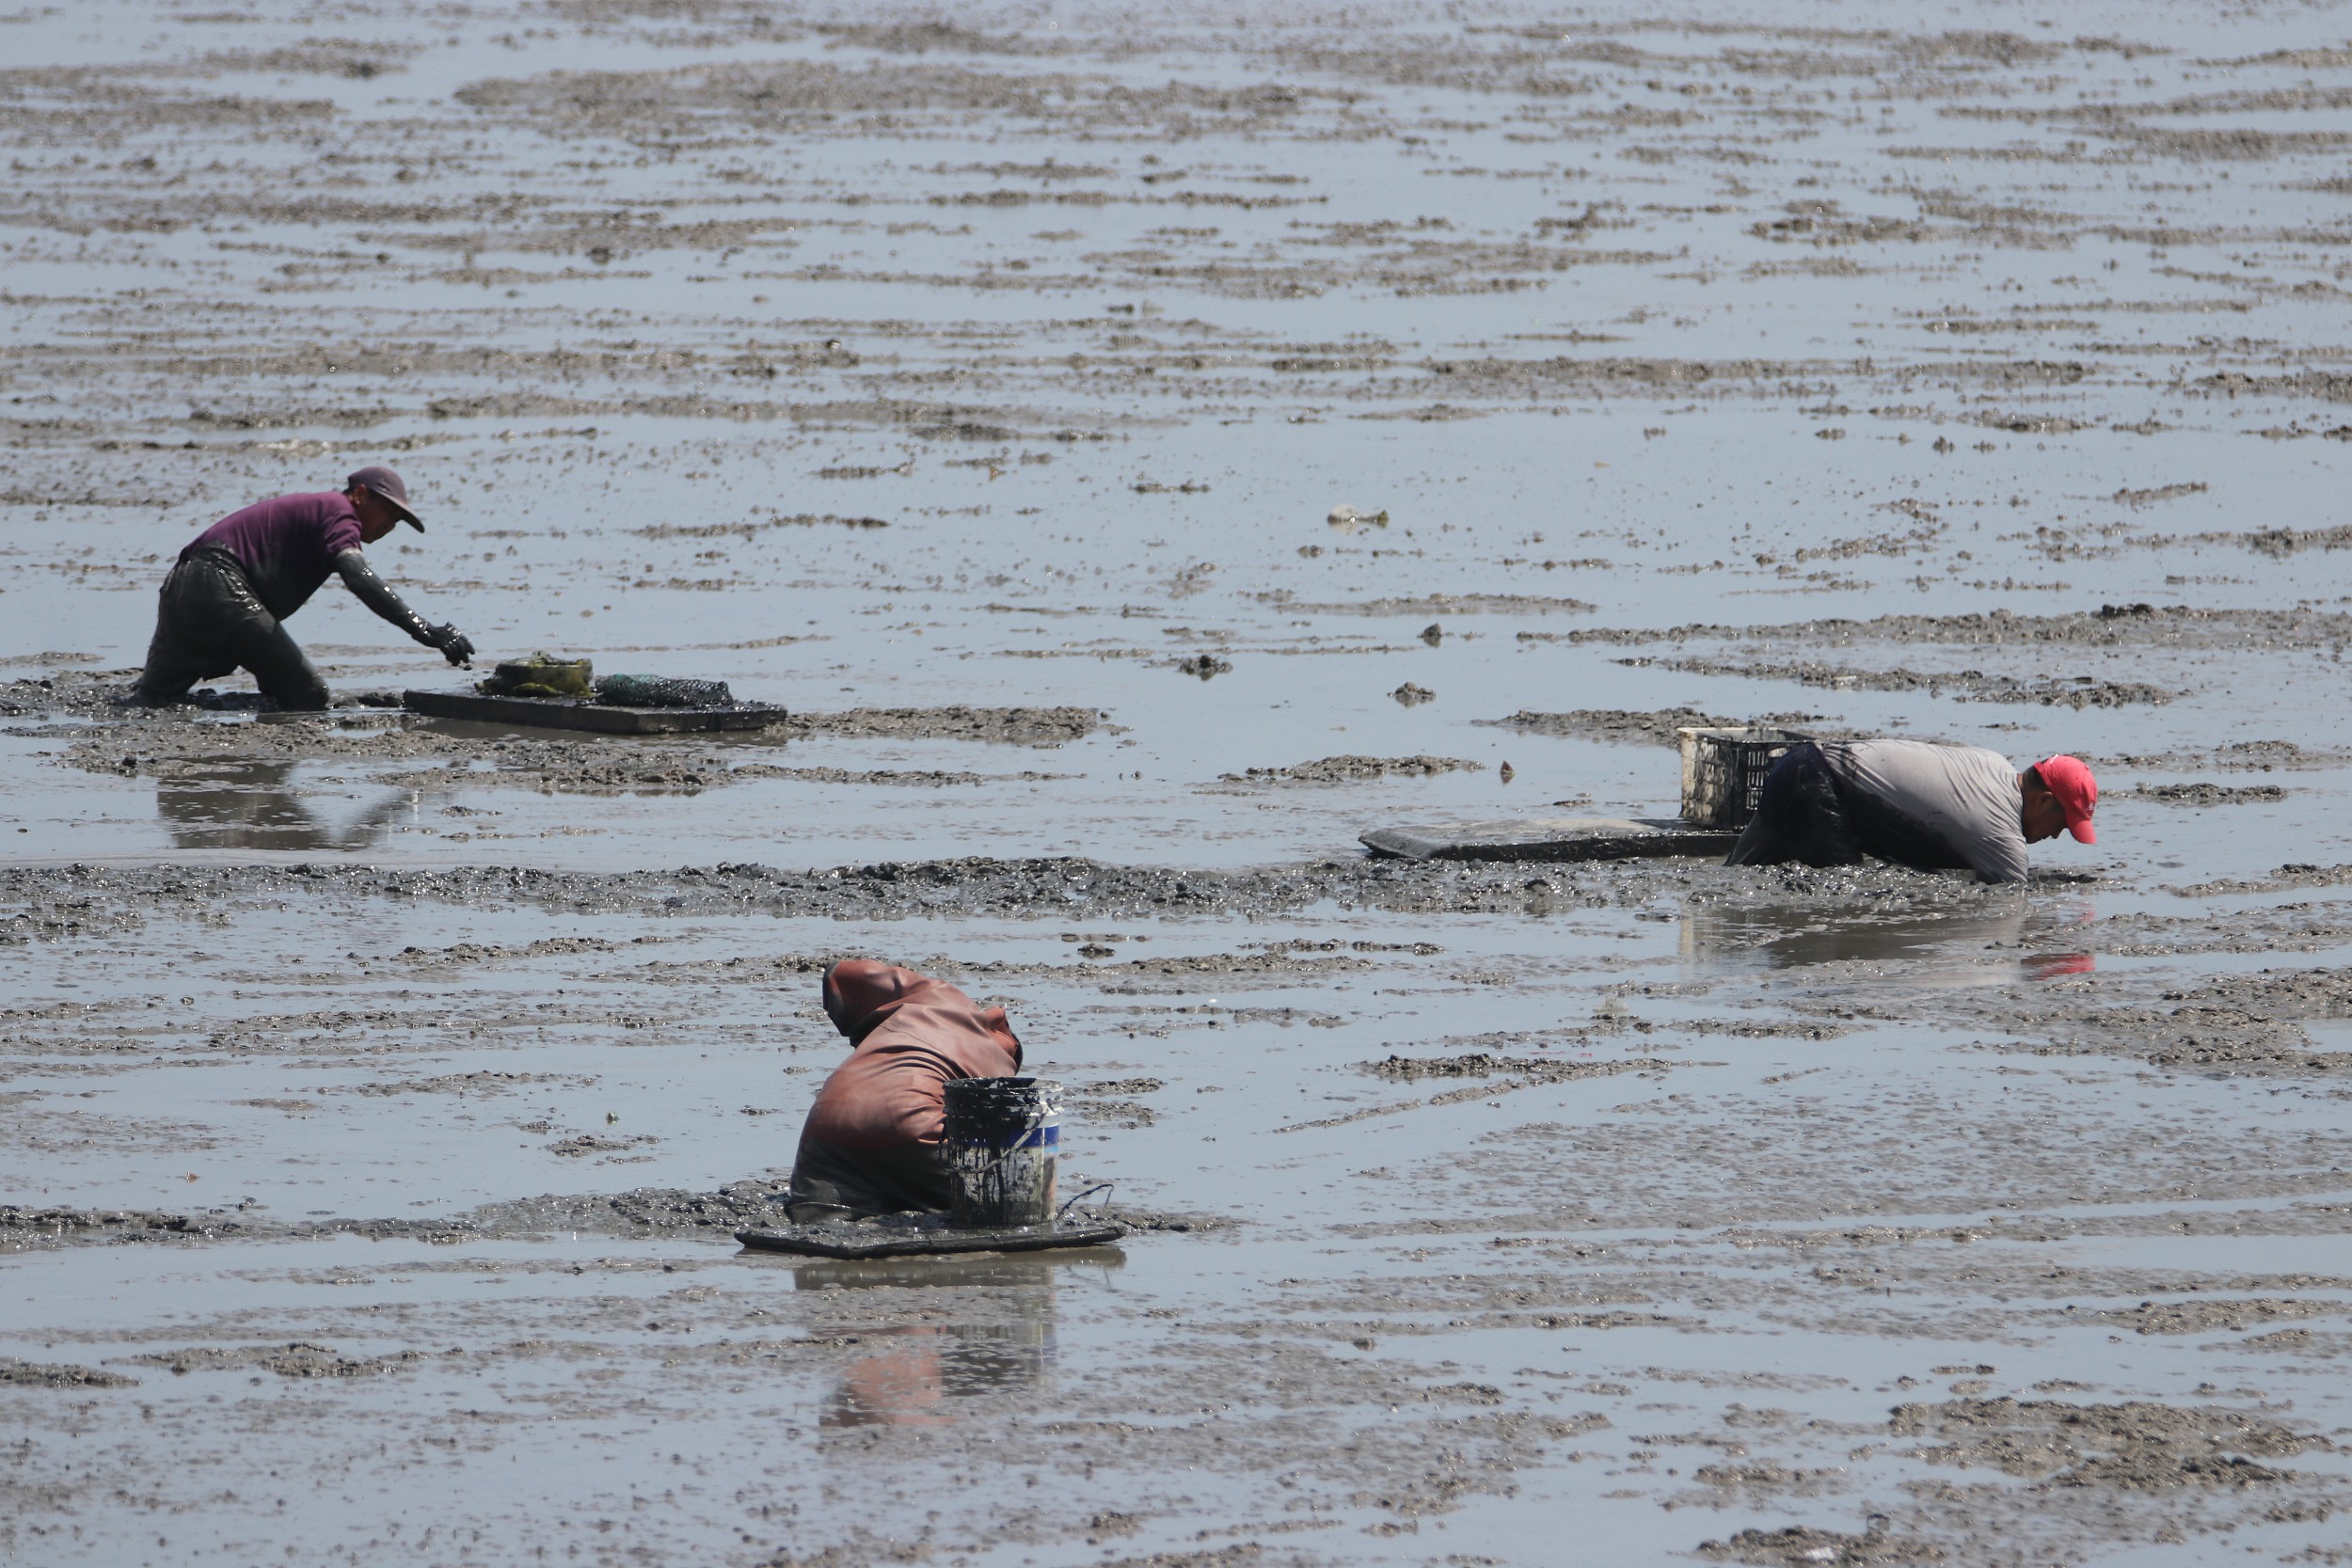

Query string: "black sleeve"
[332, 549, 434, 644]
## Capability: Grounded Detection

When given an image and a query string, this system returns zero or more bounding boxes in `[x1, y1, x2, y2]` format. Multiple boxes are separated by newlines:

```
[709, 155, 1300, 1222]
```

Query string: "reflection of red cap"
[2036, 755, 2097, 843]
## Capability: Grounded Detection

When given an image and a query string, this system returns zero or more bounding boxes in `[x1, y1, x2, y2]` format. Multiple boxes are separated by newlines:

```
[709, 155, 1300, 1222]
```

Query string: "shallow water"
[11, 1, 2352, 1563]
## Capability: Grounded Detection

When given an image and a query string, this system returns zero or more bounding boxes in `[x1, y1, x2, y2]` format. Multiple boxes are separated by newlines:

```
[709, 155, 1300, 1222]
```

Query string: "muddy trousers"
[1724, 742, 1869, 868]
[787, 1136, 954, 1224]
[135, 549, 329, 711]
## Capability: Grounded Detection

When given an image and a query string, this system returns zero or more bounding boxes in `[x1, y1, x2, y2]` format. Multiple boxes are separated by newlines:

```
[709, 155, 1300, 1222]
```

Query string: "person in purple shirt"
[133, 466, 474, 710]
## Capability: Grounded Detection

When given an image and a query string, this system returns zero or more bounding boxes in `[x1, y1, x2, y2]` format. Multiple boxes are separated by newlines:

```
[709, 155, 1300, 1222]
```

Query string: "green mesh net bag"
[596, 674, 732, 708]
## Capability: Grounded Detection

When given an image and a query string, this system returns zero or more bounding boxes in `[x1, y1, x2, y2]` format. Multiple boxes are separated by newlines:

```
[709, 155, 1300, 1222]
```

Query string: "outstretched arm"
[333, 548, 475, 667]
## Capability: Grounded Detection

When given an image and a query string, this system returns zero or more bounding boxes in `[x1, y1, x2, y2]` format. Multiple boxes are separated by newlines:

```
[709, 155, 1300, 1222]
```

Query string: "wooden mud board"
[404, 689, 789, 736]
[1361, 815, 1740, 863]
[735, 1220, 1126, 1259]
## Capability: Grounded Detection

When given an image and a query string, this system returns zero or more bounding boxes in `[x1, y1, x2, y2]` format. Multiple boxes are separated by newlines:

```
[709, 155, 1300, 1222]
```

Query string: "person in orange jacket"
[787, 959, 1023, 1222]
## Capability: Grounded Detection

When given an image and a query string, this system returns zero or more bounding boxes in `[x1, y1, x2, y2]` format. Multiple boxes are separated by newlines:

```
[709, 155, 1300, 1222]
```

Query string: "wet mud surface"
[11, 1, 2352, 1564]
[13, 855, 2352, 1565]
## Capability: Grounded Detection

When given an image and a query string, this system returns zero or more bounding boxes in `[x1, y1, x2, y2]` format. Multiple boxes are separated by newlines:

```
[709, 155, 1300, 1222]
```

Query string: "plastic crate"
[1677, 726, 1812, 829]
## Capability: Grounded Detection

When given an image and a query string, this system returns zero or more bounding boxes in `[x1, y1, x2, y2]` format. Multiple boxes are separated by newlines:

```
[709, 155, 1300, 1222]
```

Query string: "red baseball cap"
[2036, 754, 2097, 843]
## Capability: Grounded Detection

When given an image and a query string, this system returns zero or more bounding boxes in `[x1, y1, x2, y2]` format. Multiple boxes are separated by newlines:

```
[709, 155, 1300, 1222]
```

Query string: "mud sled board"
[404, 689, 789, 736]
[736, 1217, 1126, 1260]
[1361, 815, 1739, 863]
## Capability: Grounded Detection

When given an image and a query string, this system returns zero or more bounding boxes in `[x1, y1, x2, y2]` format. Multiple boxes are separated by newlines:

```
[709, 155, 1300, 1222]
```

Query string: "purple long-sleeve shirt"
[182, 492, 364, 621]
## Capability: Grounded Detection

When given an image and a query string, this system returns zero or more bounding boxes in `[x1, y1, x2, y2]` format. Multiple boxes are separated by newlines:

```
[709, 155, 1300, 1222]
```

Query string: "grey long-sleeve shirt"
[1820, 739, 2028, 884]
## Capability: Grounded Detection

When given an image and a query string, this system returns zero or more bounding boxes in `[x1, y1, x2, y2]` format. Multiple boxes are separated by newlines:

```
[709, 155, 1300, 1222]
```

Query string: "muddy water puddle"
[15, 0, 2352, 1560]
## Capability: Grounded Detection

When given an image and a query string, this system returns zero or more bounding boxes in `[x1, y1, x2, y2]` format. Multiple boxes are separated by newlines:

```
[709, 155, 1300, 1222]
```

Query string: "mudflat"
[8, 3, 2352, 1565]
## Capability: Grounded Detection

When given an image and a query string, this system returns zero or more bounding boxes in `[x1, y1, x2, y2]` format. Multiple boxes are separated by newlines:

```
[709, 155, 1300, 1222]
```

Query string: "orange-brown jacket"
[797, 959, 1022, 1152]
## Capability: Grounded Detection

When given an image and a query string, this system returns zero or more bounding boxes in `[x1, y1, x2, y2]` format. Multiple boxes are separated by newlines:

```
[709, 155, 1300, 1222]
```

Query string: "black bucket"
[942, 1077, 1061, 1227]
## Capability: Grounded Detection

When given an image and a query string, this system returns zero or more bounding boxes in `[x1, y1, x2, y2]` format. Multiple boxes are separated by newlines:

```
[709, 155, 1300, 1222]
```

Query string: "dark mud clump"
[1486, 708, 1828, 746]
[0, 1181, 798, 1251]
[1366, 1053, 1677, 1082]
[66, 719, 1068, 798]
[1219, 754, 1481, 784]
[1889, 1397, 2322, 1489]
[2099, 1298, 2338, 1336]
[2168, 862, 2352, 895]
[1557, 606, 2352, 653]
[1064, 1074, 1160, 1128]
[2107, 741, 2349, 774]
[547, 1132, 659, 1157]
[0, 669, 142, 720]
[0, 1205, 218, 1243]
[2122, 783, 2287, 806]
[466, 1179, 1245, 1244]
[1085, 946, 1377, 987]
[0, 1208, 358, 1250]
[1627, 656, 2175, 709]
[1699, 1525, 1944, 1565]
[1092, 1204, 1234, 1234]
[731, 764, 1001, 787]
[35, 703, 1107, 800]
[472, 1178, 796, 1239]
[43, 705, 1104, 765]
[0, 853, 2048, 936]
[787, 705, 1104, 746]
[0, 1356, 139, 1389]
[2170, 967, 2352, 1027]
[1280, 592, 1597, 616]
[1075, 1077, 1165, 1096]
[129, 1343, 423, 1380]
[1284, 1053, 1683, 1130]
[1985, 963, 2352, 1075]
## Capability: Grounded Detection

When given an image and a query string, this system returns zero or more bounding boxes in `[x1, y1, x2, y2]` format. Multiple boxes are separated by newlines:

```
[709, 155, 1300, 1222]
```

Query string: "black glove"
[336, 549, 458, 660]
[429, 626, 476, 668]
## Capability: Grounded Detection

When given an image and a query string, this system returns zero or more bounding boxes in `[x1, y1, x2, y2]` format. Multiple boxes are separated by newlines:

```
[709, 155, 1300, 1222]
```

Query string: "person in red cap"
[1725, 738, 2095, 884]
[787, 959, 1025, 1222]
[130, 467, 475, 710]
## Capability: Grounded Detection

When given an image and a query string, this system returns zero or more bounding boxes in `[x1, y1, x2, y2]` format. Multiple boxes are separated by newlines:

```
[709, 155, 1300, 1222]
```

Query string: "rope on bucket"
[1056, 1181, 1114, 1224]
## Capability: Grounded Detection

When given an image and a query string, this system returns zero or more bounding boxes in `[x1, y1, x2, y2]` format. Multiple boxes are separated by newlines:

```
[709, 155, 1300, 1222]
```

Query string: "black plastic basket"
[1679, 727, 1811, 829]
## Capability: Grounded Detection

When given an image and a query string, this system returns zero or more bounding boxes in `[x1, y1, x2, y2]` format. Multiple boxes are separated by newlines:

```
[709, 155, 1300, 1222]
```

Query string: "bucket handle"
[1056, 1181, 1114, 1223]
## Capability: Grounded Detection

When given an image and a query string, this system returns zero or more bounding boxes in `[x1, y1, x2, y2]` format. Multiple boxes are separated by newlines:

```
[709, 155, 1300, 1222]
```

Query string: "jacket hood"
[820, 958, 1023, 1068]
[822, 958, 914, 1043]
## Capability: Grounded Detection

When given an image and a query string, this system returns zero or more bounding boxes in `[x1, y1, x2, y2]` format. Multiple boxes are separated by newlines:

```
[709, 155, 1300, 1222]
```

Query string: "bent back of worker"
[787, 960, 1022, 1222]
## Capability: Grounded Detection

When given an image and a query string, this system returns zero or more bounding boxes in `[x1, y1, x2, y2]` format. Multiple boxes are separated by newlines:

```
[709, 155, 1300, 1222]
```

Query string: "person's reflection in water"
[156, 762, 414, 852]
[1678, 897, 2089, 984]
[826, 1327, 962, 1429]
[792, 1252, 1117, 1431]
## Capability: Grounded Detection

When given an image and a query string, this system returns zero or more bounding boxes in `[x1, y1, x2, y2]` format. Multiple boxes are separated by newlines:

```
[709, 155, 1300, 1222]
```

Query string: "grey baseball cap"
[348, 465, 422, 531]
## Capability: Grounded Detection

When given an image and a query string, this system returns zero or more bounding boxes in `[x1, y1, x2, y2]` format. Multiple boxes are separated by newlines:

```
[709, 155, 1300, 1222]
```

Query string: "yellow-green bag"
[479, 653, 592, 700]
